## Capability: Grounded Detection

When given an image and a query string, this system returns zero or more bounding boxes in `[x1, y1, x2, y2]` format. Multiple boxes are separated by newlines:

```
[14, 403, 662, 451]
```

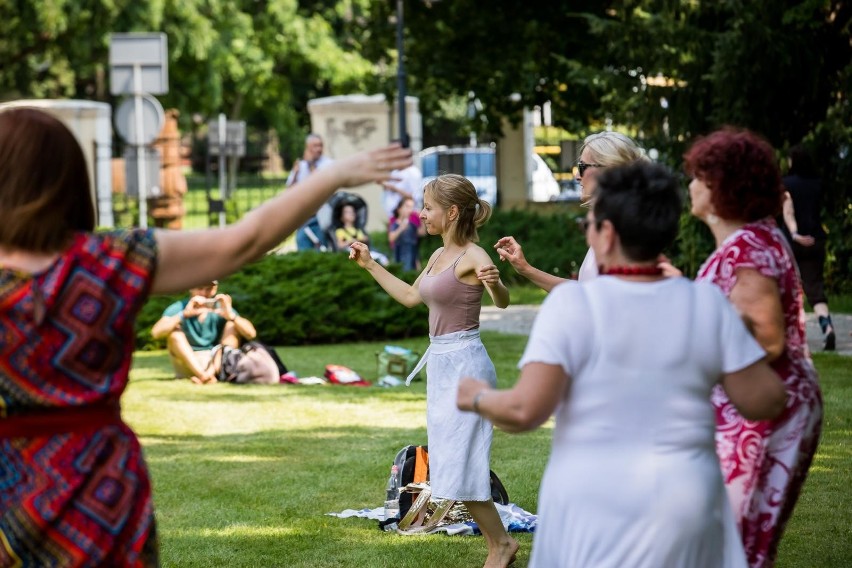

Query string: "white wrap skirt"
[408, 329, 496, 501]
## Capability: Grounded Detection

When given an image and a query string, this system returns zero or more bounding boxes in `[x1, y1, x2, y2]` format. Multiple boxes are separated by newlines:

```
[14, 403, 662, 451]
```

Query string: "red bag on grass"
[324, 364, 371, 387]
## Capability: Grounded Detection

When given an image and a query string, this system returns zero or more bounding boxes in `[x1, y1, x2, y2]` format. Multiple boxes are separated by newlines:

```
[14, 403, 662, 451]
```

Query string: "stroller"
[317, 191, 388, 264]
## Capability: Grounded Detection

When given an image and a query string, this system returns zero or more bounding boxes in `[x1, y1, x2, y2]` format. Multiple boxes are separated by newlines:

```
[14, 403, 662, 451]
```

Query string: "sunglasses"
[578, 217, 596, 233]
[577, 160, 604, 177]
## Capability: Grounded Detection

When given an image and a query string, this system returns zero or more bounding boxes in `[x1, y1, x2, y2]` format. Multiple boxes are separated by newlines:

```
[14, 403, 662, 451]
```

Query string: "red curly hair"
[683, 127, 782, 221]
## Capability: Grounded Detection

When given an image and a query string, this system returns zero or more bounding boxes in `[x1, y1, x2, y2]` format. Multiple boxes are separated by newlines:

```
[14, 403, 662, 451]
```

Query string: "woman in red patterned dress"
[683, 128, 823, 568]
[0, 108, 411, 567]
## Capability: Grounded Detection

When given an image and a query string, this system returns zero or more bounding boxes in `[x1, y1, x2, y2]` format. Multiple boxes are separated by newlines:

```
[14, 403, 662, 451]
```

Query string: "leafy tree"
[0, 0, 378, 156]
[365, 0, 851, 285]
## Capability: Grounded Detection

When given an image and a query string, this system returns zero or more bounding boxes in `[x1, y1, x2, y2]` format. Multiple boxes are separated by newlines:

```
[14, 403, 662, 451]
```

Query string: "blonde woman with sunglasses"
[494, 131, 648, 289]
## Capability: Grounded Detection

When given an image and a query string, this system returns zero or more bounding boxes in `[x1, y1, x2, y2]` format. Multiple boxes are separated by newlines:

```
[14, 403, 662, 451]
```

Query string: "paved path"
[481, 305, 852, 356]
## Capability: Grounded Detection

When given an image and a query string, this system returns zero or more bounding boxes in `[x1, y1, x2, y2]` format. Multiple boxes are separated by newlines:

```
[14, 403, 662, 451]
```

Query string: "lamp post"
[395, 0, 408, 148]
[394, 1, 438, 149]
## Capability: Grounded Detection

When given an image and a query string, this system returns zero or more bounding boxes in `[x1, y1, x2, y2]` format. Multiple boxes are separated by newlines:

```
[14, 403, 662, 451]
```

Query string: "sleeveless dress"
[522, 277, 759, 567]
[416, 249, 495, 501]
[696, 219, 823, 568]
[0, 230, 159, 567]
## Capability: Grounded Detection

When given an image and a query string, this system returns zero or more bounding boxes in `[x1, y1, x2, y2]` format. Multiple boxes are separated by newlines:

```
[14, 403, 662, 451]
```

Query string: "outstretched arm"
[152, 145, 412, 295]
[457, 362, 569, 433]
[494, 236, 567, 292]
[349, 241, 423, 307]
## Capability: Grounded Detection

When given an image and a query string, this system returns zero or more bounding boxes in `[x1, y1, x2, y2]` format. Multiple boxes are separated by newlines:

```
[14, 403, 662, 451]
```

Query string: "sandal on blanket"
[398, 498, 456, 535]
[397, 486, 431, 531]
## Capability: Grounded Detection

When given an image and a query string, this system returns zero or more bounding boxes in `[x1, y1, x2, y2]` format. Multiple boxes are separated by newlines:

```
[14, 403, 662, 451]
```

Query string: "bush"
[428, 207, 591, 285]
[135, 252, 428, 350]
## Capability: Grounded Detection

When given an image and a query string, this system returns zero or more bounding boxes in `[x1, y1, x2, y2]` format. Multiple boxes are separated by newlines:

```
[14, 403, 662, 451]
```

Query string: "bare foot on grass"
[484, 537, 519, 568]
[190, 372, 216, 385]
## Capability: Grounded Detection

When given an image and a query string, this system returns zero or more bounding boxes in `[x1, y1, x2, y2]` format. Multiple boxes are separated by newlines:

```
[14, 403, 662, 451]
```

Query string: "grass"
[125, 334, 851, 567]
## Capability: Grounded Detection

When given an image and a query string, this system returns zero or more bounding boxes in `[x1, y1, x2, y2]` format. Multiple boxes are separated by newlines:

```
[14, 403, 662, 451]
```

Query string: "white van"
[530, 153, 561, 201]
[420, 146, 498, 205]
[420, 146, 562, 205]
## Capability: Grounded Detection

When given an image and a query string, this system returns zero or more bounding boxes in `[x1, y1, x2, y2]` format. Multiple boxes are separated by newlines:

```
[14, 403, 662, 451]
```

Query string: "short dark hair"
[683, 127, 782, 221]
[0, 108, 95, 252]
[787, 144, 818, 178]
[592, 161, 682, 262]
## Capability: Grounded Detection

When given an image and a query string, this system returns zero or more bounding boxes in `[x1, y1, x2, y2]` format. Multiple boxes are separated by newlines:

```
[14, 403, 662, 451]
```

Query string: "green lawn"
[126, 336, 851, 567]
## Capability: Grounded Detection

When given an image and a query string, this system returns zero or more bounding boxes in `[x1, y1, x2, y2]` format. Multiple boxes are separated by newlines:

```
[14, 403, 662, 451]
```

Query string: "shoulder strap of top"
[451, 249, 468, 267]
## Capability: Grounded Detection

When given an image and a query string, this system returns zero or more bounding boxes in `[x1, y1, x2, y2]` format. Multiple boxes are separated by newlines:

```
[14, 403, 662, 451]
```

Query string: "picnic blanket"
[327, 502, 537, 536]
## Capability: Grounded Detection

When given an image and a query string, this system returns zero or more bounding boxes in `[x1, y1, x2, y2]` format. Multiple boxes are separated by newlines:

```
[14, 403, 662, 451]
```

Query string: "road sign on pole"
[109, 33, 169, 229]
[109, 33, 169, 96]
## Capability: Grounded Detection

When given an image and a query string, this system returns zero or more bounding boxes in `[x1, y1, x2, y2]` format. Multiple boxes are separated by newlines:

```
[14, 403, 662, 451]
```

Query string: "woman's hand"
[457, 377, 491, 412]
[494, 236, 529, 272]
[792, 232, 816, 247]
[348, 241, 375, 268]
[334, 144, 413, 188]
[656, 255, 683, 278]
[476, 263, 501, 286]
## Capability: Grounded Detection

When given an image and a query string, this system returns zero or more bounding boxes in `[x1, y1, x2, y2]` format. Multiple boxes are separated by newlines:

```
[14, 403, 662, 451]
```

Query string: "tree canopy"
[2, 1, 850, 283]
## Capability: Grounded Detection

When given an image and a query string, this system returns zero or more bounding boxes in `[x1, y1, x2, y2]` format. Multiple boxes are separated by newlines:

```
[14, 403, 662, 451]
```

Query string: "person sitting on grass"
[151, 280, 257, 384]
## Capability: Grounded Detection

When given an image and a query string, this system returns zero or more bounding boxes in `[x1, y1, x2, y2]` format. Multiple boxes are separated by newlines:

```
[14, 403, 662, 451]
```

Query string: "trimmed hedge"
[135, 251, 429, 350]
[473, 207, 590, 285]
[133, 207, 607, 349]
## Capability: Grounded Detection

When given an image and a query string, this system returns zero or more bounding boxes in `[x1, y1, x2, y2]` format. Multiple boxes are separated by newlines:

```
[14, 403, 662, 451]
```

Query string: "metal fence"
[112, 174, 288, 229]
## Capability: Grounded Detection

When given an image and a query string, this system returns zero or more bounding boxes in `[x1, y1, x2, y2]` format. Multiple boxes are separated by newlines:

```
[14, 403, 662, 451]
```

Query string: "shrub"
[135, 252, 428, 350]
[425, 207, 591, 286]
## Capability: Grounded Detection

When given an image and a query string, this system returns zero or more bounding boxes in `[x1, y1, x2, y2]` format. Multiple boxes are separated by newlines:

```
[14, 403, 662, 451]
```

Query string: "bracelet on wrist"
[472, 390, 488, 413]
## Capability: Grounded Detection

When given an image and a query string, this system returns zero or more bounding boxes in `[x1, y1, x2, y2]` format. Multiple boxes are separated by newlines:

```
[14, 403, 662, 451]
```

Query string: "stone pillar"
[307, 94, 421, 232]
[496, 109, 534, 209]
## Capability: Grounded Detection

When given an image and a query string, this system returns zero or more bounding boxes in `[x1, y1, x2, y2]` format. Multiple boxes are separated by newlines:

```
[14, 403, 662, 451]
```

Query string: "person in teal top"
[151, 280, 257, 384]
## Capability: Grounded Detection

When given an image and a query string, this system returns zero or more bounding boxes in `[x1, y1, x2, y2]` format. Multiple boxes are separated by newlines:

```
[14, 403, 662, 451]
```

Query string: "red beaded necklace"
[599, 265, 663, 276]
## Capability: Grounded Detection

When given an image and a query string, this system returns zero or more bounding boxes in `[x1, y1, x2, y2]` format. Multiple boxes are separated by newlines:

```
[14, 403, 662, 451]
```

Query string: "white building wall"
[0, 99, 114, 227]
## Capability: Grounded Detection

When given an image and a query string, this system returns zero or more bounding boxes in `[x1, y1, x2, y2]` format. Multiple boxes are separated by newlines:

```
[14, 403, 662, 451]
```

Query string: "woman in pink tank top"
[350, 174, 519, 567]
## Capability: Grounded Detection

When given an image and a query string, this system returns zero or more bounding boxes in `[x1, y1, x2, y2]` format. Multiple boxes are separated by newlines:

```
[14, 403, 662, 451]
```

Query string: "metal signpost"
[207, 115, 246, 227]
[109, 33, 168, 228]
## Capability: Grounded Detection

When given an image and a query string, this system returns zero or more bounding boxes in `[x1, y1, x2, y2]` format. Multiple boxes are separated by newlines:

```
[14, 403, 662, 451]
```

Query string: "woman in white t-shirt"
[458, 161, 787, 568]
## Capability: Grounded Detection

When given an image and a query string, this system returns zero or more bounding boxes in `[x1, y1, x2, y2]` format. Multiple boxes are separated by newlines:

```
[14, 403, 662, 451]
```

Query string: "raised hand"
[348, 241, 374, 268]
[334, 144, 413, 188]
[494, 236, 529, 270]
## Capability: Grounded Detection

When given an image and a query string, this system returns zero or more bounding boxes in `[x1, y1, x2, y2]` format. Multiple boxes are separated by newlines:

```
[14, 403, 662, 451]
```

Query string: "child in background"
[389, 196, 425, 271]
[335, 204, 369, 250]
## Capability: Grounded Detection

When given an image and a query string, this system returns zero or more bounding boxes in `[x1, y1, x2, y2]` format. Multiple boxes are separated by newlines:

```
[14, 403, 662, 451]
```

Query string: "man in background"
[288, 133, 334, 251]
[151, 280, 257, 383]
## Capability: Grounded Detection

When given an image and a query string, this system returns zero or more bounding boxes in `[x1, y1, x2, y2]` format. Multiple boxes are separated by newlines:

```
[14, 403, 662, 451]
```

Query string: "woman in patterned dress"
[683, 127, 823, 568]
[0, 108, 411, 567]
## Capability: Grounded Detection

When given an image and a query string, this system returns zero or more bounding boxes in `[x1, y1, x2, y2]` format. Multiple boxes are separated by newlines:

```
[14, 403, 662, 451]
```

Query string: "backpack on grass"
[381, 444, 510, 533]
[217, 341, 287, 384]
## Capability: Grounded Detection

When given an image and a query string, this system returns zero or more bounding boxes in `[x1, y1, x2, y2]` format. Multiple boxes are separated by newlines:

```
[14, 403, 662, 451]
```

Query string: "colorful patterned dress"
[696, 219, 823, 568]
[0, 230, 159, 567]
